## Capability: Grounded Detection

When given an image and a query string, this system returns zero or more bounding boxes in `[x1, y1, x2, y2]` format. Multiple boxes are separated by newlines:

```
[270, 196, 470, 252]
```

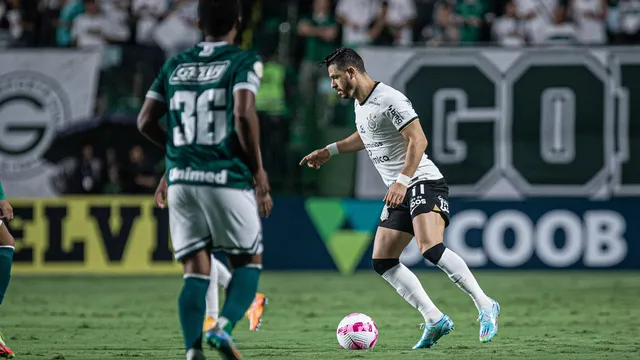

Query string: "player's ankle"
[474, 296, 493, 311]
[217, 317, 232, 334]
[424, 308, 444, 324]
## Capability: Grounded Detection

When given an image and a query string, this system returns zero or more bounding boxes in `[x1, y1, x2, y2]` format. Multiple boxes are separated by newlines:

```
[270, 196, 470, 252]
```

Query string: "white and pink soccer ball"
[336, 313, 378, 350]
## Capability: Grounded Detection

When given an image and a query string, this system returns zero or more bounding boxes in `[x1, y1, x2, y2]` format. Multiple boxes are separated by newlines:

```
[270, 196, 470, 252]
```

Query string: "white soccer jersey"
[355, 82, 443, 187]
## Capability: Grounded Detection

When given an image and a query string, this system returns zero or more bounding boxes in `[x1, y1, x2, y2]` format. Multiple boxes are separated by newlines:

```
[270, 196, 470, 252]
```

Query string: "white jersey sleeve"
[381, 90, 419, 132]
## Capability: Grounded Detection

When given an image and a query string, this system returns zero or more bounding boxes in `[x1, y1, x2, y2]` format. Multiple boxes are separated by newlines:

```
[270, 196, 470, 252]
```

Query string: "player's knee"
[181, 249, 211, 276]
[372, 258, 399, 276]
[0, 225, 14, 247]
[422, 242, 446, 265]
[227, 254, 261, 269]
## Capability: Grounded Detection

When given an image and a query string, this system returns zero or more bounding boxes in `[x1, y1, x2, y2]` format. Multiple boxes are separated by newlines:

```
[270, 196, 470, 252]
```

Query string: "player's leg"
[205, 255, 267, 332]
[201, 187, 262, 359]
[0, 222, 14, 306]
[180, 251, 211, 360]
[204, 256, 230, 331]
[167, 185, 212, 359]
[412, 181, 499, 343]
[375, 207, 452, 349]
[0, 222, 15, 359]
[218, 254, 262, 334]
[372, 226, 444, 323]
[213, 256, 232, 288]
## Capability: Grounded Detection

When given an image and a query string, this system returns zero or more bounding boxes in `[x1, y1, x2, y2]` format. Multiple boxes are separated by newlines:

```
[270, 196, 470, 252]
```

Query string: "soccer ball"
[336, 313, 378, 350]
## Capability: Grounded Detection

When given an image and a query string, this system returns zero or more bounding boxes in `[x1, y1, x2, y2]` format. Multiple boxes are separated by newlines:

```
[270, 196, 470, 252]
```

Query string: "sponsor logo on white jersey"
[364, 142, 384, 148]
[387, 105, 403, 126]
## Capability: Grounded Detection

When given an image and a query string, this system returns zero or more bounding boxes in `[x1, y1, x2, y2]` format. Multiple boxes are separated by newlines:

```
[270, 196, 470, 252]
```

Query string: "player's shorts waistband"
[409, 177, 447, 188]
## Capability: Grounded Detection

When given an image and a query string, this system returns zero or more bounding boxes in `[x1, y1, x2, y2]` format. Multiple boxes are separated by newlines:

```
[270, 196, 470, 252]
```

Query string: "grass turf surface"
[3, 271, 640, 360]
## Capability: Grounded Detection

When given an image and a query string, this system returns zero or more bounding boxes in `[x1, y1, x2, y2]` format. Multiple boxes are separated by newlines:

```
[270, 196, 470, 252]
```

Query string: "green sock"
[0, 246, 13, 305]
[220, 266, 261, 334]
[178, 276, 209, 351]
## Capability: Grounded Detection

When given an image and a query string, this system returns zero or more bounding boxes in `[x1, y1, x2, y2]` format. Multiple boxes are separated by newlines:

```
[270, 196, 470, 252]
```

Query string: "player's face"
[328, 65, 355, 99]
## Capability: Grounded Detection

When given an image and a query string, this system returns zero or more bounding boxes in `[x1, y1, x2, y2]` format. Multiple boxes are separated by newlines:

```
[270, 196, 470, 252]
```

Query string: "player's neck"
[353, 77, 378, 104]
[203, 35, 233, 44]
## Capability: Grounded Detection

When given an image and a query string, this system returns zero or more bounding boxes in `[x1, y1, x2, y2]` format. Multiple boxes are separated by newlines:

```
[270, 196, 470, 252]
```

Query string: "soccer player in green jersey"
[0, 181, 15, 358]
[137, 0, 272, 359]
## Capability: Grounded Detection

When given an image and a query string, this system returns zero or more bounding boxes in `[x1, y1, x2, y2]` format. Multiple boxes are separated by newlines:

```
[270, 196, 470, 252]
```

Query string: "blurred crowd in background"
[1, 0, 637, 196]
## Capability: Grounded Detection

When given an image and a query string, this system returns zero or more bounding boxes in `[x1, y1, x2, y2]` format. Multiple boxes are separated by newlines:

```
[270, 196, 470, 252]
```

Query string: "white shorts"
[167, 184, 262, 261]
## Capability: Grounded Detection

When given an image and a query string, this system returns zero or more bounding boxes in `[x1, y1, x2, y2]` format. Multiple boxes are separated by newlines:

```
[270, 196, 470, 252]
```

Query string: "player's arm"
[234, 89, 273, 217]
[232, 53, 273, 217]
[387, 94, 423, 184]
[0, 180, 13, 221]
[334, 131, 365, 153]
[398, 121, 428, 180]
[233, 89, 265, 178]
[384, 121, 426, 207]
[137, 99, 167, 149]
[383, 94, 423, 207]
[231, 54, 267, 179]
[299, 131, 364, 169]
[137, 63, 169, 149]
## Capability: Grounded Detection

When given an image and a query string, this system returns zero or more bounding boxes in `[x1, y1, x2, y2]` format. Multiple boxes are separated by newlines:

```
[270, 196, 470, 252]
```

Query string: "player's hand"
[384, 183, 407, 208]
[257, 192, 273, 218]
[0, 200, 13, 221]
[254, 169, 273, 217]
[155, 175, 168, 208]
[299, 148, 331, 169]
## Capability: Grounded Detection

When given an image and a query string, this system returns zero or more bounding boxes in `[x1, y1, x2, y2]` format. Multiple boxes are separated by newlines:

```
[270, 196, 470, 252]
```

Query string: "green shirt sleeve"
[146, 61, 170, 103]
[232, 52, 263, 96]
[0, 180, 5, 200]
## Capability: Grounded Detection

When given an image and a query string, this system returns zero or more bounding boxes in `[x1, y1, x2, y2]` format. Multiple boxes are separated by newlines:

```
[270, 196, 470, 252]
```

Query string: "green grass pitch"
[3, 271, 640, 359]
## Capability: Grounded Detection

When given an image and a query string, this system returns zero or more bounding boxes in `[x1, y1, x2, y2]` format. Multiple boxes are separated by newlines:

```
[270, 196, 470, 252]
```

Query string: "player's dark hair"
[319, 48, 366, 73]
[198, 0, 241, 38]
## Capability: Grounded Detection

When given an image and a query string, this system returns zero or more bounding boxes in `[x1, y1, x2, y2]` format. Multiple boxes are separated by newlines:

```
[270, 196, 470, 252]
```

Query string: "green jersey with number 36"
[146, 41, 263, 189]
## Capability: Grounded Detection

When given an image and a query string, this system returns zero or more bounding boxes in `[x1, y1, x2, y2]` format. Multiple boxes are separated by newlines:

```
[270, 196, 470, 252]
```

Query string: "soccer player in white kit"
[300, 48, 500, 348]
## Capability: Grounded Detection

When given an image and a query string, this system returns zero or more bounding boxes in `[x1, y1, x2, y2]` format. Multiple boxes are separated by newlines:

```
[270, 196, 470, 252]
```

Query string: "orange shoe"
[245, 293, 268, 331]
[203, 316, 217, 332]
[0, 333, 14, 359]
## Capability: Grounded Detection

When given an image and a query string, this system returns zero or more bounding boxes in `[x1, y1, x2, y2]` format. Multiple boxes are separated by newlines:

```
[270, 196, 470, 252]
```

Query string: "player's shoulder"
[220, 45, 262, 64]
[160, 47, 198, 72]
[377, 83, 409, 103]
[239, 48, 262, 62]
[377, 83, 414, 112]
[230, 47, 263, 79]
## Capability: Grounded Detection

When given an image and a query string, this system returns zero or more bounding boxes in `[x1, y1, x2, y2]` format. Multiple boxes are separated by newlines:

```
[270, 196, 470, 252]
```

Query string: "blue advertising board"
[7, 196, 638, 274]
[262, 198, 640, 272]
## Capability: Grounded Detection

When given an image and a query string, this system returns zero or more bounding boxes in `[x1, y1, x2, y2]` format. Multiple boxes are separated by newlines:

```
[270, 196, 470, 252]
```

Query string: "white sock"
[206, 257, 233, 318]
[381, 263, 444, 324]
[436, 248, 493, 310]
[186, 348, 205, 360]
[205, 256, 220, 319]
[213, 257, 232, 289]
